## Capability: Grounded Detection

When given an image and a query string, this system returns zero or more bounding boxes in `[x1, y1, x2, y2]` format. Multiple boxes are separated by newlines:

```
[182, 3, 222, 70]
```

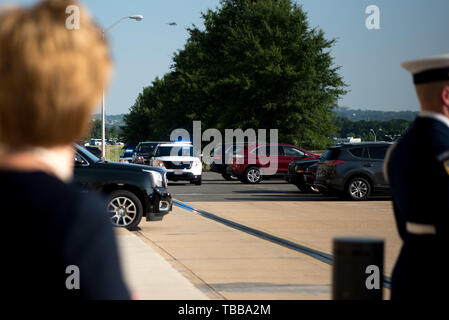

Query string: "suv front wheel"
[242, 167, 263, 184]
[108, 190, 143, 230]
[346, 177, 371, 201]
[190, 177, 202, 186]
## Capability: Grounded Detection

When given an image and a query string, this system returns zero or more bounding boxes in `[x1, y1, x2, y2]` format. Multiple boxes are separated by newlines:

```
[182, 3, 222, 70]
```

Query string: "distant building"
[333, 137, 362, 144]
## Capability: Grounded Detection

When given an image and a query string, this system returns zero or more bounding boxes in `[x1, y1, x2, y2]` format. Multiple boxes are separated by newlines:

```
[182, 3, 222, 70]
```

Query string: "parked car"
[149, 141, 202, 185]
[285, 155, 323, 193]
[132, 142, 166, 165]
[85, 146, 102, 158]
[303, 163, 319, 193]
[210, 142, 248, 181]
[73, 144, 172, 230]
[227, 144, 319, 184]
[315, 142, 393, 200]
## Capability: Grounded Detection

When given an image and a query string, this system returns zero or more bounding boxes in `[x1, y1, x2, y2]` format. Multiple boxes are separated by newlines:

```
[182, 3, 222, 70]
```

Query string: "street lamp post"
[101, 15, 143, 158]
[370, 129, 376, 142]
[370, 128, 383, 142]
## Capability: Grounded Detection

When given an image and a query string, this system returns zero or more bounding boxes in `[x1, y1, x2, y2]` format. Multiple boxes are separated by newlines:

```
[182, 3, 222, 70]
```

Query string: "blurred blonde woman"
[0, 0, 130, 299]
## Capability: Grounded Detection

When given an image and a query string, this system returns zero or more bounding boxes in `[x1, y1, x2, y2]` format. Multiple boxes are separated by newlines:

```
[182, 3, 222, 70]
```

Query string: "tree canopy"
[122, 0, 347, 149]
[333, 117, 412, 142]
[89, 119, 121, 141]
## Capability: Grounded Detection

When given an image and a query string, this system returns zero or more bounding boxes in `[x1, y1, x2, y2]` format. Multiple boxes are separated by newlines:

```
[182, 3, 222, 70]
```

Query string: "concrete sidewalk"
[115, 228, 209, 300]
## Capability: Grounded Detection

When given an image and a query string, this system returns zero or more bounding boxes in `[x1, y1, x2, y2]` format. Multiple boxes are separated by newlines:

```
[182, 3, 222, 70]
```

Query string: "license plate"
[174, 170, 184, 175]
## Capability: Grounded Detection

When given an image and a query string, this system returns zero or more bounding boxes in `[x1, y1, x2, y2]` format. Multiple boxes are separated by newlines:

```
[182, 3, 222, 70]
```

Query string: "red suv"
[226, 144, 319, 184]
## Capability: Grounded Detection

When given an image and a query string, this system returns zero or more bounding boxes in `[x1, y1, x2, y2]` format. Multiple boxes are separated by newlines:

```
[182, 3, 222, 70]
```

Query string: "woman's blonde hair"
[0, 0, 111, 148]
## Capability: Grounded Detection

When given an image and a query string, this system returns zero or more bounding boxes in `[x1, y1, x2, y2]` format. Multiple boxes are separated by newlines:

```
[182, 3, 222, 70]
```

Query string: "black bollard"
[332, 237, 384, 300]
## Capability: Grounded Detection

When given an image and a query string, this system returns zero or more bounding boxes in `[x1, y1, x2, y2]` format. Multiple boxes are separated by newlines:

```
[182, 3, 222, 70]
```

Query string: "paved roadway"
[168, 171, 391, 202]
[132, 171, 399, 300]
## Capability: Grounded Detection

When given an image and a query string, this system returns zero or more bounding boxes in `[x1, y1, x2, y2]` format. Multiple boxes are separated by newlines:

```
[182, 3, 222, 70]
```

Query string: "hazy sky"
[2, 0, 449, 114]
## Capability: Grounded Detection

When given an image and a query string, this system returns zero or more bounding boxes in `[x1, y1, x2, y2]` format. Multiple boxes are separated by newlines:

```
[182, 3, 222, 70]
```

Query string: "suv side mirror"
[74, 158, 87, 167]
[74, 153, 88, 167]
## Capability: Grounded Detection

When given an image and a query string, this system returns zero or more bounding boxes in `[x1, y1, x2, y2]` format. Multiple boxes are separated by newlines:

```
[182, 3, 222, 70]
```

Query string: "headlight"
[293, 165, 303, 173]
[152, 171, 164, 187]
[192, 159, 202, 168]
[143, 170, 164, 187]
[153, 160, 165, 168]
[296, 167, 305, 173]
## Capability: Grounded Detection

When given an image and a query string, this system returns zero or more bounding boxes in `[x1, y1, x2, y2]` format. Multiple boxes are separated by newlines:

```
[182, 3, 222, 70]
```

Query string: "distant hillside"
[95, 110, 418, 128]
[92, 114, 125, 127]
[334, 109, 419, 122]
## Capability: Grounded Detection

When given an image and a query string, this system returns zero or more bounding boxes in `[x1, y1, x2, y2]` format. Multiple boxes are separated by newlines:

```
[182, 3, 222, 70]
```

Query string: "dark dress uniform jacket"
[386, 115, 449, 299]
[0, 171, 131, 300]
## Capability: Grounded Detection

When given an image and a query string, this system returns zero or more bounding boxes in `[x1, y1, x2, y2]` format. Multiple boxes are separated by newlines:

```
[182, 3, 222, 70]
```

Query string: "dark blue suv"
[315, 142, 393, 200]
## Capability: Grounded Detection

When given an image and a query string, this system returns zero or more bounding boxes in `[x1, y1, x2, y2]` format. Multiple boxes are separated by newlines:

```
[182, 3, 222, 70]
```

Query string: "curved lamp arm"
[104, 15, 143, 34]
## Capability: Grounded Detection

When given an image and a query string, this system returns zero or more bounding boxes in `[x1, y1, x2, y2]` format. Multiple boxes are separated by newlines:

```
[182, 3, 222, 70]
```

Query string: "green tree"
[89, 119, 122, 142]
[89, 119, 101, 139]
[121, 75, 193, 146]
[123, 0, 346, 149]
[332, 117, 412, 141]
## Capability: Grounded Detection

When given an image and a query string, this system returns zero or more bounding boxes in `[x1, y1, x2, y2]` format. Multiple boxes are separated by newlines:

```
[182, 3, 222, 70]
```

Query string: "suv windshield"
[137, 144, 158, 153]
[75, 144, 100, 163]
[156, 145, 194, 157]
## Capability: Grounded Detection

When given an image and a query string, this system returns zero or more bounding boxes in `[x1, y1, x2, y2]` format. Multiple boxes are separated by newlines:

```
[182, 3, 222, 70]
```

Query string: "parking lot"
[133, 172, 401, 300]
[168, 172, 392, 202]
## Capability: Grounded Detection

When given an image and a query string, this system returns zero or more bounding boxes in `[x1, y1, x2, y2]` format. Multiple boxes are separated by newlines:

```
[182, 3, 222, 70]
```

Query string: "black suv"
[132, 142, 166, 165]
[74, 145, 172, 230]
[285, 157, 322, 192]
[85, 146, 102, 158]
[315, 142, 393, 200]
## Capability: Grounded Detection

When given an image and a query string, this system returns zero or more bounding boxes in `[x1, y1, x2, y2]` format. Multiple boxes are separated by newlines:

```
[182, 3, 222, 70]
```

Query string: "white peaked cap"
[402, 54, 449, 84]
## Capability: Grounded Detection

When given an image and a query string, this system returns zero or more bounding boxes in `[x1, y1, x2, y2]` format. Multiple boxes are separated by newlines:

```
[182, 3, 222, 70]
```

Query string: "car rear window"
[283, 146, 304, 158]
[321, 148, 341, 160]
[368, 146, 389, 160]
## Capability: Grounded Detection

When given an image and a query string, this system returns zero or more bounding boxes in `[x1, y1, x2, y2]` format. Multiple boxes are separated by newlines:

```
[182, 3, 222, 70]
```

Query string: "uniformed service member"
[384, 54, 449, 300]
